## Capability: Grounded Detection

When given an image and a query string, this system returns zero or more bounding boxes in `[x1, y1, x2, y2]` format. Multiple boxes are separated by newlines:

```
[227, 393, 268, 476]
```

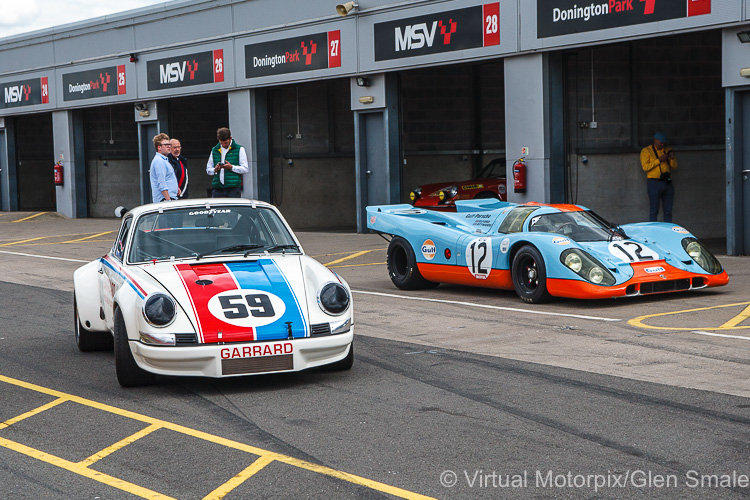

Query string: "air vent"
[310, 323, 332, 336]
[640, 279, 690, 295]
[175, 333, 198, 345]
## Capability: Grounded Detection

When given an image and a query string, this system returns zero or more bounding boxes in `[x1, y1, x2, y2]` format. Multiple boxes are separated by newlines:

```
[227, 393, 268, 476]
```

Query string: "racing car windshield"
[128, 206, 298, 263]
[527, 210, 625, 242]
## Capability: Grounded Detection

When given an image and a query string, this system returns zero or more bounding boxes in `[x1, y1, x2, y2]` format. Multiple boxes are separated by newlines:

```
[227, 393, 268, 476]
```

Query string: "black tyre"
[386, 236, 438, 290]
[327, 343, 354, 371]
[511, 245, 551, 304]
[114, 308, 156, 387]
[74, 294, 113, 352]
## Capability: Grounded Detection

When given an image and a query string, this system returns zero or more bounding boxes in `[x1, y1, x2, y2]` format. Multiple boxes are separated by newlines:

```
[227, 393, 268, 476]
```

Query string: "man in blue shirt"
[150, 133, 179, 203]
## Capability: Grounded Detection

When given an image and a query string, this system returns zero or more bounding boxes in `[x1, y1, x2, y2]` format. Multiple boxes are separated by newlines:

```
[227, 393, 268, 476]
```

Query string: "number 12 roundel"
[466, 237, 493, 279]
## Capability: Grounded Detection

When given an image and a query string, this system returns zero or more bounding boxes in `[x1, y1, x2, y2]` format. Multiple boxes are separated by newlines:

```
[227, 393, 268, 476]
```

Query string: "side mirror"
[114, 206, 129, 218]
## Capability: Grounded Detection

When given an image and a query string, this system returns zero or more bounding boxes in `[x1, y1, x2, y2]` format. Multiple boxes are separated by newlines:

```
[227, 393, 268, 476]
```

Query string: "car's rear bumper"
[129, 330, 353, 377]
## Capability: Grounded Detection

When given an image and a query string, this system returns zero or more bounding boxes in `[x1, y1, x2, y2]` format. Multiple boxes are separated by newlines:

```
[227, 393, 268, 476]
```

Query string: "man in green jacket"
[206, 127, 249, 198]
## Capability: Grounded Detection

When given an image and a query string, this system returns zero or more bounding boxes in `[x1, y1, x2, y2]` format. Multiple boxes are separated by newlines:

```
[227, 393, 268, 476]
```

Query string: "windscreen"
[527, 210, 624, 242]
[128, 206, 298, 263]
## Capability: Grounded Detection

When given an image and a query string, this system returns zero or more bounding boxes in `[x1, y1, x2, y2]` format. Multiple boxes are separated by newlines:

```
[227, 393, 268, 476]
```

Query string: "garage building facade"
[1, 0, 750, 253]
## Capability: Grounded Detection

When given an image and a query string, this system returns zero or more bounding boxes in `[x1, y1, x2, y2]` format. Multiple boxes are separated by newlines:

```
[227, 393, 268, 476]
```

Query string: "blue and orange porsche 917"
[366, 200, 728, 303]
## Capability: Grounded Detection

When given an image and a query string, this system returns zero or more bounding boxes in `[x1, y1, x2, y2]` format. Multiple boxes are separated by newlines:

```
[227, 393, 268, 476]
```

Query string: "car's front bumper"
[546, 266, 729, 299]
[129, 330, 353, 377]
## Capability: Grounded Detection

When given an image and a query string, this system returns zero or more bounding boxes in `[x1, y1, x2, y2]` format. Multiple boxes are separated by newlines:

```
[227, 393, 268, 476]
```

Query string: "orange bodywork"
[419, 260, 729, 299]
[418, 263, 513, 289]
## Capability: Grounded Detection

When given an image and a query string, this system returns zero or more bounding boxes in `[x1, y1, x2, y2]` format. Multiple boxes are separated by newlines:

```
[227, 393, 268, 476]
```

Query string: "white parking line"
[352, 290, 621, 322]
[0, 250, 88, 263]
[690, 330, 750, 340]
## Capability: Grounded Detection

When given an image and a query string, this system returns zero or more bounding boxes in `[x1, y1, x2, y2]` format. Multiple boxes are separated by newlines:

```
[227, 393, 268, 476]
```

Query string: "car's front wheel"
[114, 308, 155, 387]
[386, 236, 438, 290]
[74, 294, 113, 352]
[511, 245, 551, 304]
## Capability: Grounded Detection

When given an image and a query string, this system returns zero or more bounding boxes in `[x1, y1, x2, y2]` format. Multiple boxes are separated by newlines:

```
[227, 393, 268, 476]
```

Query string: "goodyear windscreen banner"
[537, 0, 711, 38]
[374, 3, 500, 61]
[147, 50, 225, 91]
[63, 66, 126, 101]
[244, 31, 341, 78]
[1, 77, 49, 109]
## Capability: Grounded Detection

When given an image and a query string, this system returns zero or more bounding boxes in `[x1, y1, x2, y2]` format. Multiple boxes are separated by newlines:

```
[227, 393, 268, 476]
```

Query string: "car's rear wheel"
[511, 245, 551, 304]
[327, 343, 354, 371]
[386, 236, 438, 290]
[74, 294, 113, 352]
[114, 308, 155, 387]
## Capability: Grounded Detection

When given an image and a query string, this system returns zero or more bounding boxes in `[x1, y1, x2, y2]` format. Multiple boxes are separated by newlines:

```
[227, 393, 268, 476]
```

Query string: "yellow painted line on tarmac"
[0, 435, 177, 500]
[0, 374, 435, 500]
[324, 249, 380, 267]
[628, 301, 750, 331]
[0, 397, 68, 430]
[0, 237, 47, 247]
[329, 261, 387, 268]
[0, 212, 48, 223]
[78, 423, 162, 468]
[58, 231, 114, 244]
[203, 454, 276, 500]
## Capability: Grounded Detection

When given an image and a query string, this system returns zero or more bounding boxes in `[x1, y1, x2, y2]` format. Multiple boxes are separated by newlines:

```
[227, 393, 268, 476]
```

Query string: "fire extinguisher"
[513, 157, 526, 193]
[54, 161, 64, 186]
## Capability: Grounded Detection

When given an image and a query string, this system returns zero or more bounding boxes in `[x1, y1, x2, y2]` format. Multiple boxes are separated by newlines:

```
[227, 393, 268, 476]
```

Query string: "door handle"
[98, 268, 104, 274]
[366, 170, 372, 175]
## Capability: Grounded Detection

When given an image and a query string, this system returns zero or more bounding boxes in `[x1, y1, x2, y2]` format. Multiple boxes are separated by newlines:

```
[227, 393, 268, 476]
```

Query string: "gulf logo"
[421, 239, 437, 260]
[552, 237, 571, 245]
[644, 266, 666, 274]
[671, 226, 689, 234]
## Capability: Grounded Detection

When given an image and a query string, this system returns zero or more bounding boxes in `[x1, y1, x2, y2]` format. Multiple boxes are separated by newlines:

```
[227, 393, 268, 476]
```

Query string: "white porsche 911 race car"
[73, 199, 353, 387]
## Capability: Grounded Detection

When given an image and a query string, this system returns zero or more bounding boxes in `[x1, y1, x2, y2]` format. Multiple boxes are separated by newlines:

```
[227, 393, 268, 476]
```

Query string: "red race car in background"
[409, 158, 507, 211]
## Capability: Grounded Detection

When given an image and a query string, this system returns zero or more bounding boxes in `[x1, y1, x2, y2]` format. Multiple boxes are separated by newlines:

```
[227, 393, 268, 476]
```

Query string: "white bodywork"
[73, 199, 353, 379]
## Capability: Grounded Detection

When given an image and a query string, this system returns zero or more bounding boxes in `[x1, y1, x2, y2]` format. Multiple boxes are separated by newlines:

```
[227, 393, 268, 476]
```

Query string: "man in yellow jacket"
[640, 131, 677, 222]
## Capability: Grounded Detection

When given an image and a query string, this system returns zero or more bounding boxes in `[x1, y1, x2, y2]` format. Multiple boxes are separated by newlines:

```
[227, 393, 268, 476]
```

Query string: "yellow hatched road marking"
[329, 261, 387, 268]
[628, 301, 750, 331]
[0, 212, 48, 223]
[0, 436, 177, 500]
[78, 424, 162, 467]
[203, 454, 276, 500]
[324, 249, 379, 266]
[59, 231, 114, 244]
[0, 374, 435, 500]
[719, 303, 750, 329]
[0, 397, 68, 430]
[0, 237, 47, 247]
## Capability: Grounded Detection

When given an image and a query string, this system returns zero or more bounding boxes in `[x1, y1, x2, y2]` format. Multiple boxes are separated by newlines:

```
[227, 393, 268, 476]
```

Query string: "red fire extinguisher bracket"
[54, 161, 64, 186]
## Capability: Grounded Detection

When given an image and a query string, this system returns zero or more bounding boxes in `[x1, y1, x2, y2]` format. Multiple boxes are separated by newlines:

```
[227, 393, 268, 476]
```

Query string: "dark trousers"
[647, 178, 674, 222]
[211, 186, 243, 198]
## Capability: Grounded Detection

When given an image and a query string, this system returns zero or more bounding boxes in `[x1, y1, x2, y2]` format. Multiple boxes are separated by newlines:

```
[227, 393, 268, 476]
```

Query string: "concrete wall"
[569, 150, 725, 239]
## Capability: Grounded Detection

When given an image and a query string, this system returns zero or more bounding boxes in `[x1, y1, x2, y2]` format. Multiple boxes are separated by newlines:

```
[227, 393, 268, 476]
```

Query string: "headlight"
[589, 267, 604, 284]
[318, 282, 350, 315]
[681, 237, 722, 274]
[560, 249, 615, 286]
[564, 252, 582, 272]
[410, 187, 422, 201]
[439, 186, 458, 201]
[142, 293, 177, 327]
